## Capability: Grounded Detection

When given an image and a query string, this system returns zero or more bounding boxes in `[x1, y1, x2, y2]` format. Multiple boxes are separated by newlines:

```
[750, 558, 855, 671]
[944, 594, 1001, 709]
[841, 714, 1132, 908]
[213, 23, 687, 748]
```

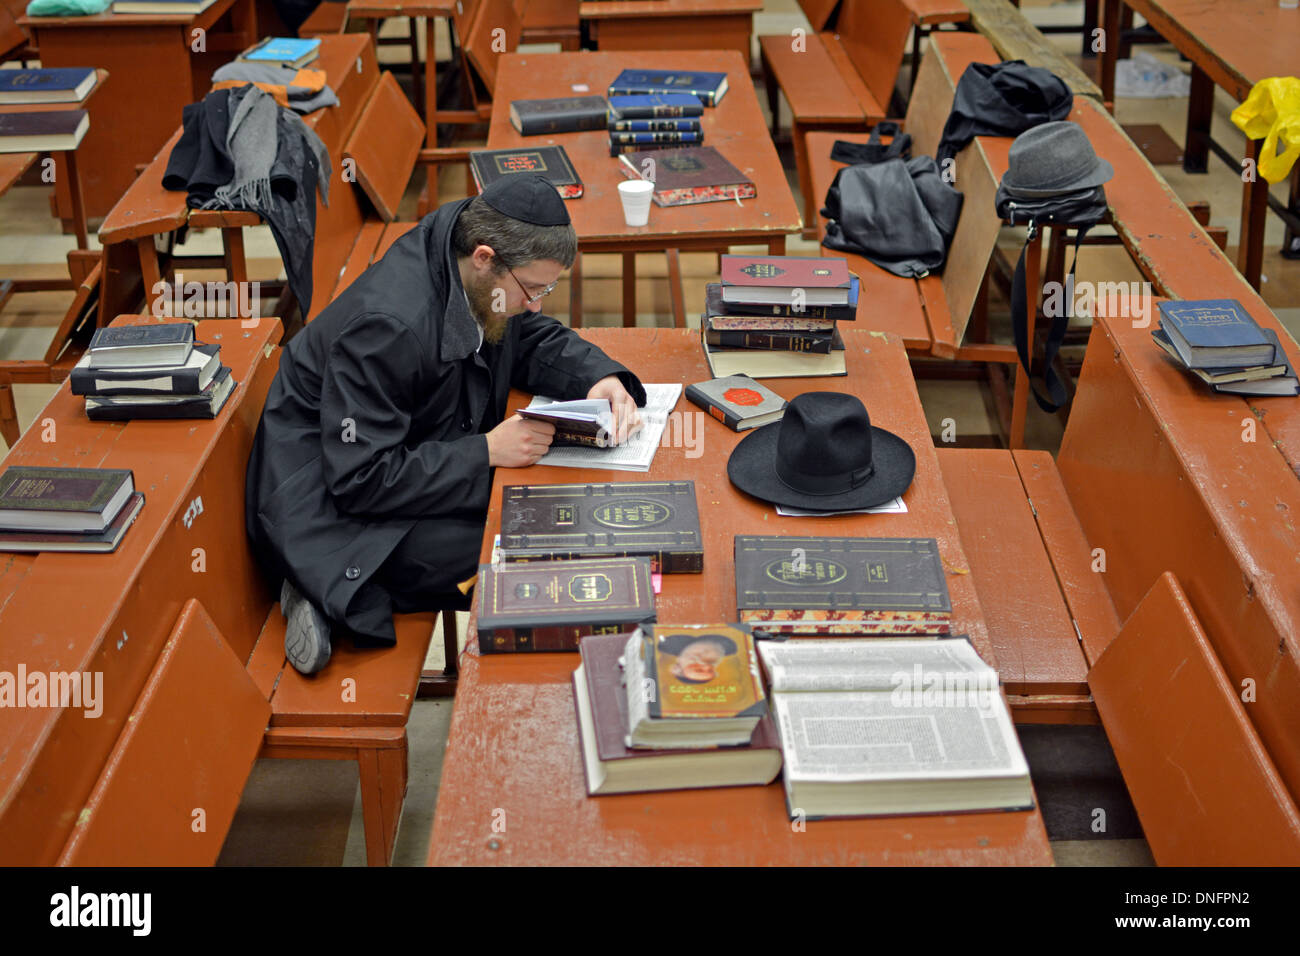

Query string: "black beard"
[465, 270, 513, 345]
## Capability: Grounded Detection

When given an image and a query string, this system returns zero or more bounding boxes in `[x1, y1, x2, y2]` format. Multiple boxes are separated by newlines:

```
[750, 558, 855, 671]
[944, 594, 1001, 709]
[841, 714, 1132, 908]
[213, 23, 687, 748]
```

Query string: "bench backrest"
[1091, 572, 1300, 864]
[903, 31, 1002, 346]
[799, 0, 840, 31]
[963, 0, 1101, 99]
[834, 0, 914, 112]
[0, 1, 26, 60]
[462, 0, 521, 97]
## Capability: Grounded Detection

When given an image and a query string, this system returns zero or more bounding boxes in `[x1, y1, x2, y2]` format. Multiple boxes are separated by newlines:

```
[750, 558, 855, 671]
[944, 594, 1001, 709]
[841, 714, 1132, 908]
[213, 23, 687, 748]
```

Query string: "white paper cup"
[618, 179, 655, 227]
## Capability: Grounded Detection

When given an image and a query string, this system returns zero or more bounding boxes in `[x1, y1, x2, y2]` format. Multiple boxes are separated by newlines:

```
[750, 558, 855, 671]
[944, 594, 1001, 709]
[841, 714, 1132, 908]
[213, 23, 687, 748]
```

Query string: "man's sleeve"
[510, 312, 647, 405]
[320, 312, 491, 517]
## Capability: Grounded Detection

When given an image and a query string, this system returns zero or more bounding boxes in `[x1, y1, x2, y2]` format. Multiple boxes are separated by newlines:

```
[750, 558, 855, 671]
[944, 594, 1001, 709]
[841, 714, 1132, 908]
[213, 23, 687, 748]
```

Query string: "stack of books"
[0, 66, 93, 153]
[572, 626, 782, 795]
[700, 254, 858, 378]
[72, 323, 236, 422]
[0, 466, 145, 553]
[1151, 298, 1298, 397]
[0, 67, 96, 105]
[606, 92, 704, 157]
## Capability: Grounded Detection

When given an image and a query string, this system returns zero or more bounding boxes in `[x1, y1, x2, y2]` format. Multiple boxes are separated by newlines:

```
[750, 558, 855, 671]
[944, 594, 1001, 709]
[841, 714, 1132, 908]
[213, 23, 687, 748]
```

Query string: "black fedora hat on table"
[727, 392, 915, 511]
[999, 120, 1114, 199]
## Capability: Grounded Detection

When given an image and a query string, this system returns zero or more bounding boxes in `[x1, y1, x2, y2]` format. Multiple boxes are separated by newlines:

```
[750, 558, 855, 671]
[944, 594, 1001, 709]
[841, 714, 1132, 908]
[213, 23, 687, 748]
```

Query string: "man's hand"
[587, 375, 642, 446]
[486, 415, 555, 468]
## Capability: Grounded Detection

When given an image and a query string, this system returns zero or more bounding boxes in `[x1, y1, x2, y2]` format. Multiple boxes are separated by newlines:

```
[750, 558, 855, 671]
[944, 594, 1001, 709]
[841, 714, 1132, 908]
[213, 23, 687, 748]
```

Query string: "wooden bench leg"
[1009, 230, 1043, 449]
[793, 121, 817, 240]
[569, 251, 583, 328]
[419, 609, 460, 697]
[137, 236, 163, 307]
[222, 227, 248, 287]
[357, 734, 408, 866]
[665, 248, 686, 329]
[0, 376, 19, 446]
[622, 251, 636, 327]
[1183, 64, 1213, 174]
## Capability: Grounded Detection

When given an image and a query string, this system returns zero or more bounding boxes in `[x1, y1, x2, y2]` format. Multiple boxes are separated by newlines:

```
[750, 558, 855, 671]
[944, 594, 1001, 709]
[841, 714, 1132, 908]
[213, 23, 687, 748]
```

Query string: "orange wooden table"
[1098, 0, 1300, 289]
[579, 0, 761, 63]
[426, 327, 1053, 866]
[1058, 306, 1300, 810]
[19, 0, 260, 222]
[487, 50, 802, 327]
[0, 315, 282, 864]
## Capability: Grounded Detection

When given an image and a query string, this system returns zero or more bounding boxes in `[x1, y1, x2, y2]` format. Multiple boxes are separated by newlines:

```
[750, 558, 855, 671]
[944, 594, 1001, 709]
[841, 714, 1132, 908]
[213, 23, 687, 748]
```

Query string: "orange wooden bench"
[760, 0, 917, 237]
[518, 0, 579, 49]
[0, 313, 458, 864]
[937, 448, 1120, 722]
[1090, 572, 1300, 864]
[300, 0, 350, 35]
[1059, 304, 1300, 810]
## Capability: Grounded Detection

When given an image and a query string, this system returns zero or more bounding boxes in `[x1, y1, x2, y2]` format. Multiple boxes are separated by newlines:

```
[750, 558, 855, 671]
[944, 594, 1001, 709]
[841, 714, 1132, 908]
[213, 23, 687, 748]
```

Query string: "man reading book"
[246, 174, 645, 674]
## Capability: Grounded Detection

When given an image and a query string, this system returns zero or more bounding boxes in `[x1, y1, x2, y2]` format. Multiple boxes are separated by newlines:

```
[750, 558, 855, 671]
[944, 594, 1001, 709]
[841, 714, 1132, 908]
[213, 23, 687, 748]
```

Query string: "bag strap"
[1011, 220, 1091, 413]
[830, 121, 911, 166]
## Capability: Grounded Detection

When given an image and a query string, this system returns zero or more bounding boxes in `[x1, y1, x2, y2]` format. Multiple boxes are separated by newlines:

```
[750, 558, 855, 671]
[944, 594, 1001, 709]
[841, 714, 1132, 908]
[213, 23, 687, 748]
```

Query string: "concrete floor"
[3, 0, 1294, 866]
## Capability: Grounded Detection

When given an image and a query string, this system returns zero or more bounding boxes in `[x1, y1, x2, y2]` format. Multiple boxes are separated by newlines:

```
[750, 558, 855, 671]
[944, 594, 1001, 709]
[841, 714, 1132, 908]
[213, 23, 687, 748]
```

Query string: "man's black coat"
[245, 197, 645, 644]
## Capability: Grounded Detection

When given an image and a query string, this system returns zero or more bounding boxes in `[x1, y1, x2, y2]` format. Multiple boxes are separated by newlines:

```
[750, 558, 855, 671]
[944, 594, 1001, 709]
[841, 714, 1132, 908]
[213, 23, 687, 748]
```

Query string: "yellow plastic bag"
[1231, 77, 1300, 184]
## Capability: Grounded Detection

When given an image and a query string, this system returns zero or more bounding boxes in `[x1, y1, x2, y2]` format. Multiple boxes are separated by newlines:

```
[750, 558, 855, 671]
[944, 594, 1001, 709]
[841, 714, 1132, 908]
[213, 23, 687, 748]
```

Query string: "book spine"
[610, 104, 704, 120]
[477, 621, 642, 653]
[608, 118, 701, 132]
[684, 383, 744, 431]
[517, 110, 607, 135]
[609, 141, 692, 157]
[608, 131, 702, 145]
[503, 548, 703, 574]
[710, 302, 851, 321]
[609, 86, 715, 106]
[704, 329, 833, 353]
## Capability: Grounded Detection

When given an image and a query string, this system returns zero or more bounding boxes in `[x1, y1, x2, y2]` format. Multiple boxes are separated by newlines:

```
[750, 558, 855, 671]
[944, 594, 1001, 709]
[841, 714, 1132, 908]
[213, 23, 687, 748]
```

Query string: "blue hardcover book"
[609, 130, 703, 146]
[0, 68, 96, 105]
[239, 37, 322, 67]
[1157, 299, 1275, 369]
[608, 94, 706, 120]
[608, 71, 728, 107]
[609, 117, 702, 133]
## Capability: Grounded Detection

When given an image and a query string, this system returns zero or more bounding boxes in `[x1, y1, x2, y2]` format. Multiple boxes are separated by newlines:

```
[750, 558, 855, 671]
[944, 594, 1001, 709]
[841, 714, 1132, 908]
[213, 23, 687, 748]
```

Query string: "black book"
[733, 536, 952, 635]
[509, 95, 608, 135]
[608, 117, 702, 133]
[0, 466, 134, 533]
[0, 493, 145, 554]
[468, 145, 583, 199]
[704, 317, 835, 353]
[84, 367, 236, 421]
[88, 322, 194, 369]
[607, 93, 705, 120]
[499, 481, 704, 573]
[70, 343, 221, 396]
[608, 130, 703, 147]
[0, 109, 89, 151]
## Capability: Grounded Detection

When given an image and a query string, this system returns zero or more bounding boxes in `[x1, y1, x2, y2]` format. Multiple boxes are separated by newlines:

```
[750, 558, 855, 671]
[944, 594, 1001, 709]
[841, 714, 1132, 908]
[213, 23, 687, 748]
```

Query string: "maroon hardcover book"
[720, 255, 851, 291]
[616, 146, 755, 207]
[476, 557, 656, 653]
[573, 632, 782, 794]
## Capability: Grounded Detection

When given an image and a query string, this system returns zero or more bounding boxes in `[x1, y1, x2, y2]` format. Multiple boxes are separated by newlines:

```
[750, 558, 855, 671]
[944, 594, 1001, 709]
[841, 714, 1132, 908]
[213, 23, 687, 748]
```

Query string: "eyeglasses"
[507, 267, 558, 305]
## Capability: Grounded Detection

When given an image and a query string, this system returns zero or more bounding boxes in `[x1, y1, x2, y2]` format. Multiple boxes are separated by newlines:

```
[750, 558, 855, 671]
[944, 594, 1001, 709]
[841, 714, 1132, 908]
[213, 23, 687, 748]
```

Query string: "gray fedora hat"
[1000, 121, 1114, 199]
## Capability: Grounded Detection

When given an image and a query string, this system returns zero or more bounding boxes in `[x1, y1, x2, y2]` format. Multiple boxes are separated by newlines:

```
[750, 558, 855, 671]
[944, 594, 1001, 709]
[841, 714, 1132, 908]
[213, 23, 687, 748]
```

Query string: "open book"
[757, 639, 1033, 818]
[518, 399, 623, 448]
[527, 383, 682, 472]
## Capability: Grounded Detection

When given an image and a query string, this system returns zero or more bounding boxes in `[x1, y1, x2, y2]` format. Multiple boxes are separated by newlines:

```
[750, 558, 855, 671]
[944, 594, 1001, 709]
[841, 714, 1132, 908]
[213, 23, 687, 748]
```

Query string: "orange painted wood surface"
[579, 0, 760, 17]
[56, 599, 270, 865]
[487, 51, 800, 252]
[0, 314, 282, 865]
[344, 70, 424, 222]
[759, 33, 865, 125]
[899, 0, 969, 25]
[0, 152, 35, 197]
[833, 0, 913, 113]
[427, 327, 1053, 866]
[937, 449, 1089, 696]
[796, 0, 838, 31]
[1058, 310, 1300, 806]
[1090, 572, 1300, 865]
[1010, 449, 1121, 666]
[260, 609, 435, 727]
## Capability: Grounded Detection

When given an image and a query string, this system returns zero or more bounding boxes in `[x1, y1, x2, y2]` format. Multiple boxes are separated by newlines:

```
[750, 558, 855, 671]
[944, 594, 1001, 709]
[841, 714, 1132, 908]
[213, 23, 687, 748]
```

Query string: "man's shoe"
[281, 579, 333, 675]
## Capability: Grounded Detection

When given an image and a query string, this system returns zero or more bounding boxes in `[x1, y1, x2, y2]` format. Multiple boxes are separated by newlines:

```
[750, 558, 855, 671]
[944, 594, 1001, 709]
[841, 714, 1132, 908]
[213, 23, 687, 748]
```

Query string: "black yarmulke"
[479, 174, 570, 226]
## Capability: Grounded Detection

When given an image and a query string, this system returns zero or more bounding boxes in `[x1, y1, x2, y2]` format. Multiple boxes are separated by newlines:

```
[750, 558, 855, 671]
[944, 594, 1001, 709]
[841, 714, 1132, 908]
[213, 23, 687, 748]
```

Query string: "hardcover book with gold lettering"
[734, 536, 952, 636]
[499, 481, 703, 573]
[476, 557, 656, 653]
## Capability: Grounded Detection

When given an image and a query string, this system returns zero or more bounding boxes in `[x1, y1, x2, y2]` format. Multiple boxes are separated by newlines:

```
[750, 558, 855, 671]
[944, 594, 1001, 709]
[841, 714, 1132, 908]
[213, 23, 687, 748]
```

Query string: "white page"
[528, 383, 682, 472]
[771, 690, 1027, 782]
[775, 496, 908, 517]
[758, 639, 996, 694]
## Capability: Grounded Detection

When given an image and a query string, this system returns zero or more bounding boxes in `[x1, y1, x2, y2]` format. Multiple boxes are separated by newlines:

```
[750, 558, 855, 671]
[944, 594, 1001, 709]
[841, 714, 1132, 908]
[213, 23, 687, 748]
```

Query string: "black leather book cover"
[500, 481, 703, 573]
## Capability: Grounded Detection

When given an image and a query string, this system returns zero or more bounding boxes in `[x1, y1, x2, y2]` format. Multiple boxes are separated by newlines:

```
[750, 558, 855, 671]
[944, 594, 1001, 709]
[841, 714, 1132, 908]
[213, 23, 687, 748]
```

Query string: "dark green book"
[499, 481, 703, 573]
[733, 536, 952, 635]
[0, 466, 135, 533]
